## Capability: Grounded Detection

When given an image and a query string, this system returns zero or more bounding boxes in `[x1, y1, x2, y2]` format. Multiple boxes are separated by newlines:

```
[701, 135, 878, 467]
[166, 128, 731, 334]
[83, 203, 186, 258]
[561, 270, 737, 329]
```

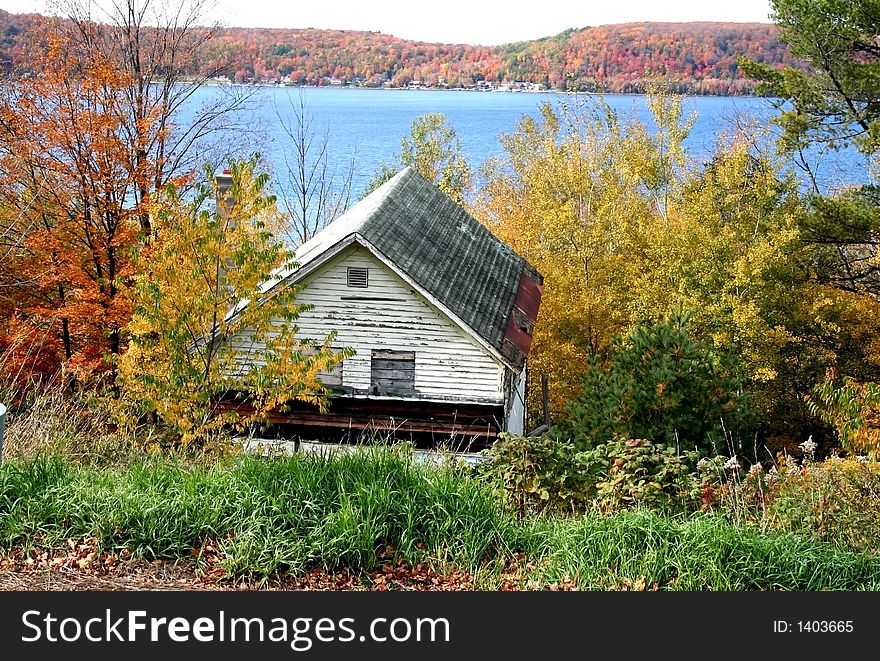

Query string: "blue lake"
[182, 86, 868, 197]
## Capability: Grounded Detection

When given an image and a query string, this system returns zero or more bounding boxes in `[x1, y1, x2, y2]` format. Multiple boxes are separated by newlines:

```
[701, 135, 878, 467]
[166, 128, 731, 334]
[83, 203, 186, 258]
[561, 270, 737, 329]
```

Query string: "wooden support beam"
[215, 403, 497, 438]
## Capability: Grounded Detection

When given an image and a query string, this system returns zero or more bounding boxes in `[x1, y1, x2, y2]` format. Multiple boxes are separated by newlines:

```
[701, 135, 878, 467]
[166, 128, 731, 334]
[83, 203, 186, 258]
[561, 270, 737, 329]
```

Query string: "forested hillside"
[0, 10, 793, 94]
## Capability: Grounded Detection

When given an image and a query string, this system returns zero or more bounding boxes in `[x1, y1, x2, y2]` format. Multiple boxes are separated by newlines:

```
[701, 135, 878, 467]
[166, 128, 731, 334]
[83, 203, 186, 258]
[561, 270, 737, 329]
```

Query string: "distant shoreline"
[200, 80, 764, 99]
[1, 11, 783, 100]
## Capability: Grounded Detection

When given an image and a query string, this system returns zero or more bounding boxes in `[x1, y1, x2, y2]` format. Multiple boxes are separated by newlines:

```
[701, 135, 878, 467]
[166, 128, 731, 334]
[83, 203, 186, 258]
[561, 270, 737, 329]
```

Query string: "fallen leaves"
[0, 539, 587, 591]
[608, 576, 661, 591]
[7, 538, 116, 573]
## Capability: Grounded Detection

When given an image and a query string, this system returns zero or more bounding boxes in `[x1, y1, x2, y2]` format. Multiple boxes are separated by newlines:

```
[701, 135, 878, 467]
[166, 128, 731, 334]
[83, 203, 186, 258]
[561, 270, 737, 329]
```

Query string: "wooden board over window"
[371, 349, 415, 396]
[302, 346, 344, 389]
[317, 361, 344, 388]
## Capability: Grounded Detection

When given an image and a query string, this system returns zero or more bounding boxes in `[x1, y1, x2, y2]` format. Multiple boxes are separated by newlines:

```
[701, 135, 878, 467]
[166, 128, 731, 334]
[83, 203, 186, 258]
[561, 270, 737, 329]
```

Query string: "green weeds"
[2, 450, 879, 590]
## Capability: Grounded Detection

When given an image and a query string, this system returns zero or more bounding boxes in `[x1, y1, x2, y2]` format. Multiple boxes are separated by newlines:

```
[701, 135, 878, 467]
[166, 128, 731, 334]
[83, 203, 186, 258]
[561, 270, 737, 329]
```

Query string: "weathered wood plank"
[231, 245, 506, 403]
[372, 350, 415, 362]
[373, 370, 415, 381]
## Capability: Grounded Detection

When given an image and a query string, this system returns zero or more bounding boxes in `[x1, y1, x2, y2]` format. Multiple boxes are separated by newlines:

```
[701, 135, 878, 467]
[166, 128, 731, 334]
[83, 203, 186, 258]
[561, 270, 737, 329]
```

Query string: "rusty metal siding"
[501, 264, 544, 369]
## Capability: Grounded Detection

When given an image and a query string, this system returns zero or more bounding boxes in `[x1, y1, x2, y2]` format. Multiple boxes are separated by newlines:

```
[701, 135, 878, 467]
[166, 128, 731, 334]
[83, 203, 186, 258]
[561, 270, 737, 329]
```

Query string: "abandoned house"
[220, 166, 543, 450]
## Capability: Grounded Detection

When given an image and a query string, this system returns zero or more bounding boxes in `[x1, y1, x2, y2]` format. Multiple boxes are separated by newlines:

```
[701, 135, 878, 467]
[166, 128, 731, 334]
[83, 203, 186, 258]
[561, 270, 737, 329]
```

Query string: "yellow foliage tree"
[476, 95, 694, 413]
[119, 158, 351, 445]
[808, 371, 880, 457]
[652, 143, 880, 449]
[477, 93, 880, 451]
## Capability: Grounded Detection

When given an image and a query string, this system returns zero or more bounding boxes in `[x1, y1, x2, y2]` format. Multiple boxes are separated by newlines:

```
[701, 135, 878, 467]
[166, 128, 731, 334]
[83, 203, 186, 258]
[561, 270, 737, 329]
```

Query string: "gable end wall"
[232, 245, 507, 405]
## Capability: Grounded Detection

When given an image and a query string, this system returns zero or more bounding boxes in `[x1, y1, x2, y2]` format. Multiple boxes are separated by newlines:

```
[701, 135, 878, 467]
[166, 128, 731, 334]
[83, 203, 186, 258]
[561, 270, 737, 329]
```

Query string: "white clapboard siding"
[230, 244, 506, 404]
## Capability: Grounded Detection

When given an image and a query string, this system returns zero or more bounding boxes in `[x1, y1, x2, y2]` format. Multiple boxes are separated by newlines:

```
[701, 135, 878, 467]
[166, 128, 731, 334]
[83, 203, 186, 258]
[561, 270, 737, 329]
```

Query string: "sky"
[0, 0, 775, 45]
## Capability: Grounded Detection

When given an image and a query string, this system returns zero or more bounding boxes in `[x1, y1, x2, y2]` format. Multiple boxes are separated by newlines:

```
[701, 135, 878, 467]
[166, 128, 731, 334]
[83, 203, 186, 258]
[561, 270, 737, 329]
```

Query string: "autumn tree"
[0, 1, 257, 384]
[52, 0, 259, 235]
[740, 0, 880, 451]
[477, 93, 880, 452]
[0, 13, 797, 95]
[740, 0, 880, 295]
[363, 113, 472, 203]
[476, 95, 691, 414]
[808, 374, 880, 456]
[638, 140, 880, 451]
[119, 158, 350, 443]
[0, 30, 150, 383]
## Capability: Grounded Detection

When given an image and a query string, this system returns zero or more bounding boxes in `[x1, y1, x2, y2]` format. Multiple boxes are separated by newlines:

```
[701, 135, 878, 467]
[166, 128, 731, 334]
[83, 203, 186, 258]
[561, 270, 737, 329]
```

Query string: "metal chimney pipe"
[215, 168, 237, 289]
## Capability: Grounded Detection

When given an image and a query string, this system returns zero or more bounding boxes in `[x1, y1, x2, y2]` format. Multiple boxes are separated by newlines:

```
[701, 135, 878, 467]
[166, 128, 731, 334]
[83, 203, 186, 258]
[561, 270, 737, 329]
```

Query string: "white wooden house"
[222, 167, 542, 448]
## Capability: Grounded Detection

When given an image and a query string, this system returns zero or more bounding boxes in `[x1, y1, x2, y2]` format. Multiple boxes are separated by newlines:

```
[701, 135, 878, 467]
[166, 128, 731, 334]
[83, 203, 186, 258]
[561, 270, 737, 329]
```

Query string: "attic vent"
[347, 267, 369, 288]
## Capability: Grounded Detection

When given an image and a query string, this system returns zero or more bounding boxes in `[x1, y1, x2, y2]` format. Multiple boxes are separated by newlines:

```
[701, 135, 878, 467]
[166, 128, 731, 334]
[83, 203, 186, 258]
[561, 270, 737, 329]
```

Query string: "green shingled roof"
[282, 167, 528, 362]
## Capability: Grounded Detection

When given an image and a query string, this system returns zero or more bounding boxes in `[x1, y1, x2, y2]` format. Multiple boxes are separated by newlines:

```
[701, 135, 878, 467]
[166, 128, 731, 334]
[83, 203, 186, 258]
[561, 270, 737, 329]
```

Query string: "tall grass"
[516, 510, 880, 590]
[0, 379, 135, 466]
[2, 449, 880, 589]
[0, 449, 512, 576]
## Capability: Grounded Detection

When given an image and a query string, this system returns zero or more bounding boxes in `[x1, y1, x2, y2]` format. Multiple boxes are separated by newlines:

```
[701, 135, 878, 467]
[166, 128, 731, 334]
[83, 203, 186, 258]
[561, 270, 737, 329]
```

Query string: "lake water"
[182, 86, 868, 197]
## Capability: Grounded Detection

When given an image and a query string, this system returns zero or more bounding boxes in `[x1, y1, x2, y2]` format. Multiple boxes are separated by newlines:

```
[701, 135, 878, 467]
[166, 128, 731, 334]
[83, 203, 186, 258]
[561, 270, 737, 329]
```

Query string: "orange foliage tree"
[0, 29, 154, 383]
[0, 11, 800, 94]
[0, 0, 252, 385]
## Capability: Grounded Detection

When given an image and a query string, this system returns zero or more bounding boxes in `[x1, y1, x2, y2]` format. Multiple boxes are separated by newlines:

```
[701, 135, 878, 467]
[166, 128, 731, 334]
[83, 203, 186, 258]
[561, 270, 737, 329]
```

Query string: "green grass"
[1, 450, 879, 590]
[0, 450, 512, 576]
[516, 511, 880, 590]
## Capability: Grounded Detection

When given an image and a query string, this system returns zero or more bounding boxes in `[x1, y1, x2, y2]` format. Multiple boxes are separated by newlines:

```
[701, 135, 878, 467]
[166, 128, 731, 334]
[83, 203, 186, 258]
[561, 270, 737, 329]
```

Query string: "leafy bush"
[478, 433, 598, 516]
[690, 449, 880, 556]
[807, 373, 880, 457]
[761, 457, 880, 554]
[555, 311, 754, 455]
[480, 434, 701, 516]
[585, 439, 699, 514]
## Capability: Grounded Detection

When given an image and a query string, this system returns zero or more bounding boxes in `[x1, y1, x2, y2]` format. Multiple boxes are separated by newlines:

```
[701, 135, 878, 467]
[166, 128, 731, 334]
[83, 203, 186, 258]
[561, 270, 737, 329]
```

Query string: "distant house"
[222, 168, 542, 449]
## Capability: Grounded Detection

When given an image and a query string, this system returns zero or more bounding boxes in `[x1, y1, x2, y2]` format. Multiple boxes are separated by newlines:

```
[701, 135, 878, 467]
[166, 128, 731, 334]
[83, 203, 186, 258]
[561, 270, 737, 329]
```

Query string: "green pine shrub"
[555, 310, 754, 455]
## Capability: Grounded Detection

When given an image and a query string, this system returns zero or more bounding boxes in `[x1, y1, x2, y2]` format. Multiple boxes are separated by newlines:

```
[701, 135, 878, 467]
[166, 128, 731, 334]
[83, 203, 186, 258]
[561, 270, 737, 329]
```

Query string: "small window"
[371, 350, 415, 396]
[347, 267, 369, 288]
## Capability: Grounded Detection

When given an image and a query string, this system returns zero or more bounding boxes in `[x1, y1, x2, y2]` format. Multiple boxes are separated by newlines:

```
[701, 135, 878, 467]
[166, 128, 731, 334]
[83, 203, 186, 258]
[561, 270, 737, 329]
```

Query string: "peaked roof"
[268, 167, 543, 370]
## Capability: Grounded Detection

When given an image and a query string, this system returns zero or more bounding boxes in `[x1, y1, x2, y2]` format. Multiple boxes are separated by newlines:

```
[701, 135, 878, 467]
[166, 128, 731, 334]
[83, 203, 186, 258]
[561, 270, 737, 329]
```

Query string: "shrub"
[762, 457, 880, 554]
[555, 310, 754, 455]
[478, 433, 597, 516]
[807, 373, 880, 457]
[584, 438, 700, 514]
[480, 434, 701, 516]
[692, 449, 880, 556]
[688, 454, 772, 523]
